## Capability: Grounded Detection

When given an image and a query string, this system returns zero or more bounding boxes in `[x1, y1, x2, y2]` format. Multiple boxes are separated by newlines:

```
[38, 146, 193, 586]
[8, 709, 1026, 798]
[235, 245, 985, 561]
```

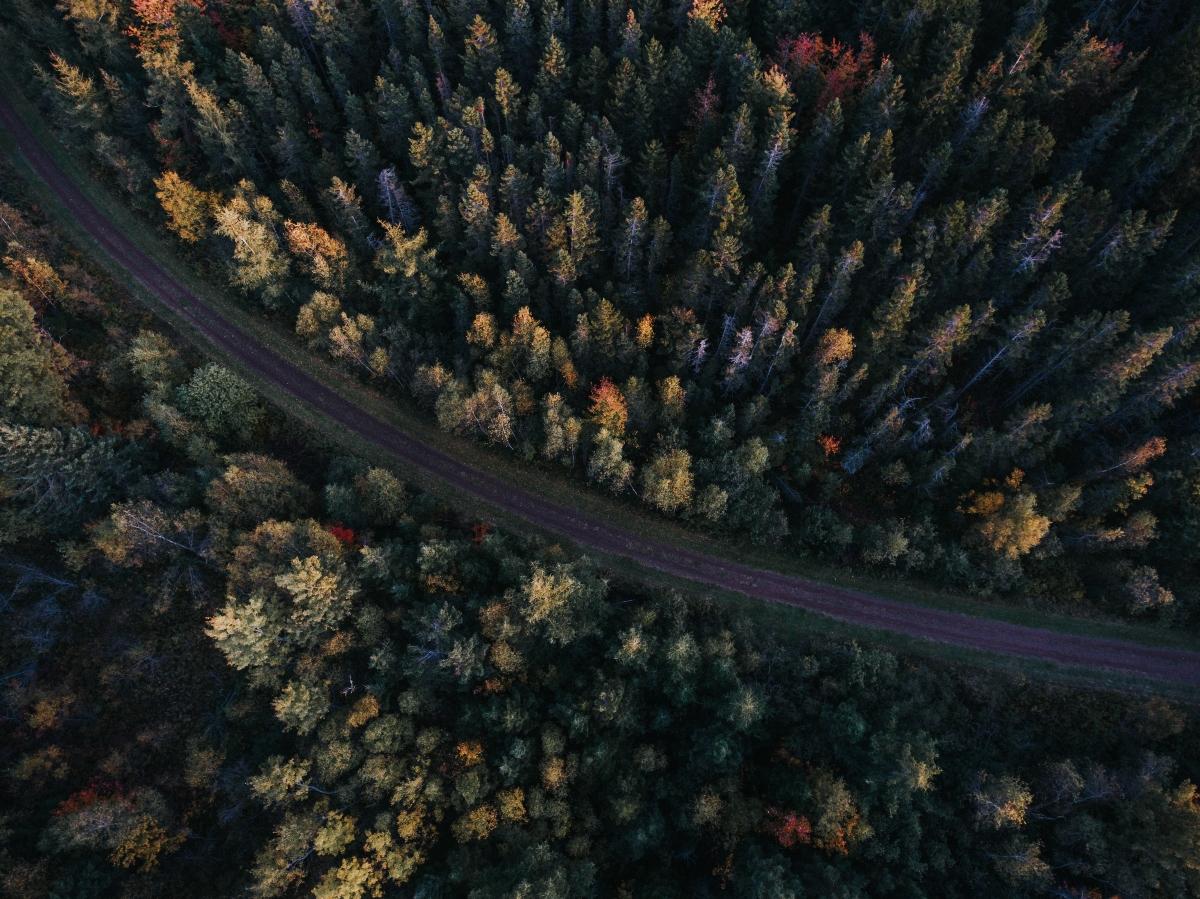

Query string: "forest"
[2, 0, 1200, 895]
[0, 157, 1197, 896]
[5, 0, 1200, 626]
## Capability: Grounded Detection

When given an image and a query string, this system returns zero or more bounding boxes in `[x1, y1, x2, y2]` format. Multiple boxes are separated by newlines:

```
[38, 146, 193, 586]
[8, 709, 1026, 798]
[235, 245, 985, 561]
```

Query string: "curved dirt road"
[4, 97, 1199, 689]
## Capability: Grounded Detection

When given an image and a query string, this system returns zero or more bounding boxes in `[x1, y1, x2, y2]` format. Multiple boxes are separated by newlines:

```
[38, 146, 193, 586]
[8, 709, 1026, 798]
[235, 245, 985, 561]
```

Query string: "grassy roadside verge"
[3, 73, 1197, 671]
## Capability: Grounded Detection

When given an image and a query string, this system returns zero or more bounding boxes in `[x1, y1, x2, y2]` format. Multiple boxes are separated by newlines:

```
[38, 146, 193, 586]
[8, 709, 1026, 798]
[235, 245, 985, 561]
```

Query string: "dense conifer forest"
[3, 0, 1200, 895]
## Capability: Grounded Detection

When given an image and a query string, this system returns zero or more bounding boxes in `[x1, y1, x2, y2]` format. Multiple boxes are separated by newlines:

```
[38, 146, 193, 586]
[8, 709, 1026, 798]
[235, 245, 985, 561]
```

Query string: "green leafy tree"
[175, 363, 264, 441]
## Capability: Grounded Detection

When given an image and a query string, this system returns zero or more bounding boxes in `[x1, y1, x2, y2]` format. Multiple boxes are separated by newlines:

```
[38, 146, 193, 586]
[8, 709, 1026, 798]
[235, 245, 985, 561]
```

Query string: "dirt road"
[4, 96, 1199, 689]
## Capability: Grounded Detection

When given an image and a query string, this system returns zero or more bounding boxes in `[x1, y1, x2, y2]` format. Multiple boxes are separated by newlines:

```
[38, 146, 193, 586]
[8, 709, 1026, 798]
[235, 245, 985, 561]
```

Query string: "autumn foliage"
[587, 377, 629, 435]
[776, 33, 879, 110]
[767, 808, 813, 848]
[7, 0, 1200, 893]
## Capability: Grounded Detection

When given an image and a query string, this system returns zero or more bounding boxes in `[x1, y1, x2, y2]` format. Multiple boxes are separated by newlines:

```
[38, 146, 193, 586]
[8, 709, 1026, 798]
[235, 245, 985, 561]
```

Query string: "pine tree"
[0, 289, 72, 426]
[548, 192, 600, 286]
[214, 182, 290, 306]
[536, 34, 569, 112]
[47, 52, 106, 134]
[462, 15, 500, 91]
[458, 165, 494, 261]
[154, 171, 216, 243]
[284, 220, 350, 291]
[0, 424, 137, 539]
